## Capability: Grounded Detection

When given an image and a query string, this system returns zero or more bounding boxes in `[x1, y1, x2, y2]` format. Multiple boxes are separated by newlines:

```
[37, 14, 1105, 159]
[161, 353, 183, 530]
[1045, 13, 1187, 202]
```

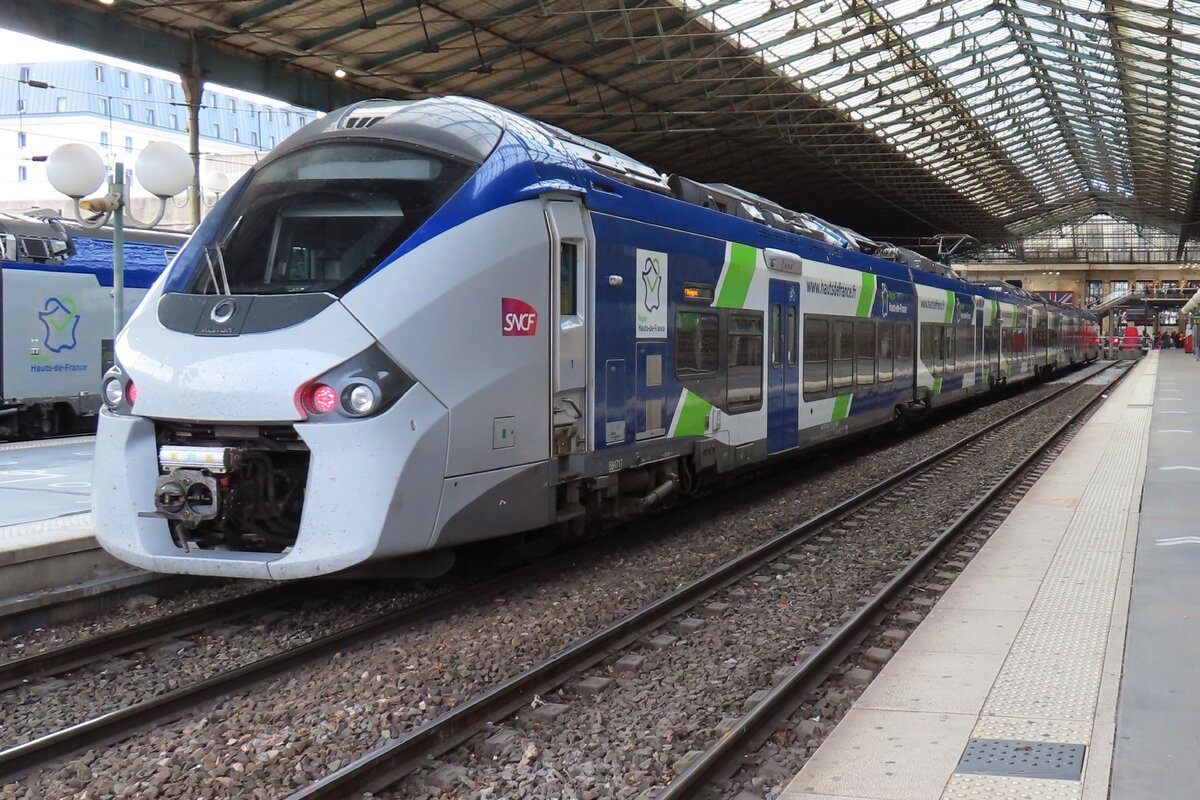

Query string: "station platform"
[0, 436, 162, 635]
[781, 350, 1197, 800]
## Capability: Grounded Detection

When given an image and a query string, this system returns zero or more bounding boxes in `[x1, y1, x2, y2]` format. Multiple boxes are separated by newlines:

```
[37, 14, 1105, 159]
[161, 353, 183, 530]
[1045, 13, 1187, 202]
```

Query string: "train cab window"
[189, 141, 479, 296]
[803, 317, 829, 396]
[832, 319, 854, 390]
[675, 311, 719, 377]
[856, 321, 875, 385]
[560, 243, 578, 315]
[877, 321, 894, 383]
[771, 304, 783, 368]
[728, 313, 764, 412]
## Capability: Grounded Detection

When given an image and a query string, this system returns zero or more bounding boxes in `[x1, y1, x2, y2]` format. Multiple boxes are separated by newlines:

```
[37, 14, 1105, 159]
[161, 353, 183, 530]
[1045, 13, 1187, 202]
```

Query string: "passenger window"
[728, 313, 764, 412]
[803, 316, 829, 397]
[786, 307, 797, 367]
[771, 304, 783, 368]
[560, 243, 577, 315]
[897, 322, 912, 362]
[945, 326, 955, 369]
[832, 319, 854, 390]
[675, 311, 719, 377]
[856, 321, 875, 385]
[877, 321, 894, 383]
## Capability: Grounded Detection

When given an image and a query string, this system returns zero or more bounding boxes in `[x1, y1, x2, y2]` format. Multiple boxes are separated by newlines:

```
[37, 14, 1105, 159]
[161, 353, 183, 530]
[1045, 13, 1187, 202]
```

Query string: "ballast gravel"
[0, 369, 1103, 800]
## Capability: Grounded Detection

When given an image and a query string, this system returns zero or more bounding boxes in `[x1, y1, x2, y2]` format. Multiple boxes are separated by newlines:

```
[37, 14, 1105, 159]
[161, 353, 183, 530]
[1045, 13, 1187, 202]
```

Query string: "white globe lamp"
[135, 142, 192, 197]
[46, 144, 106, 198]
[204, 170, 230, 194]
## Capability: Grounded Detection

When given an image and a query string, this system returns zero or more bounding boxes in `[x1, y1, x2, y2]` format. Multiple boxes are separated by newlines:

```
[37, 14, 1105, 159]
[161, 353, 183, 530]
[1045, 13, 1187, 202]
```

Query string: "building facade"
[0, 61, 316, 226]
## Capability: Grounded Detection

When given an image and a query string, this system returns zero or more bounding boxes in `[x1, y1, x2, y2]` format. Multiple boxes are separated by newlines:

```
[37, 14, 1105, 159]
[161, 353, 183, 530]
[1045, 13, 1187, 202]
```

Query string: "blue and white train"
[92, 97, 1099, 579]
[0, 213, 183, 437]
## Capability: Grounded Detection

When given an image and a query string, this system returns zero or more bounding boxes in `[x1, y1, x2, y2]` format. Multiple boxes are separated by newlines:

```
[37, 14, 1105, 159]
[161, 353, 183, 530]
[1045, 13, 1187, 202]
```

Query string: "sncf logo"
[501, 297, 538, 336]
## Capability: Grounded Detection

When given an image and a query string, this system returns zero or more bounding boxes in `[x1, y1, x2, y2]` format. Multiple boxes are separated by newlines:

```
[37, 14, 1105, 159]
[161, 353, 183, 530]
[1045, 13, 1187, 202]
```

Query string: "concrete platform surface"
[782, 354, 1159, 800]
[0, 435, 95, 527]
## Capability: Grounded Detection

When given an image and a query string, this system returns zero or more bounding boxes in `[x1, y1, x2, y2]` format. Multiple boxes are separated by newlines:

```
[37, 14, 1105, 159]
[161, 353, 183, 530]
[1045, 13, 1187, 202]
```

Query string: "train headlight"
[296, 345, 414, 422]
[103, 378, 125, 408]
[344, 383, 378, 416]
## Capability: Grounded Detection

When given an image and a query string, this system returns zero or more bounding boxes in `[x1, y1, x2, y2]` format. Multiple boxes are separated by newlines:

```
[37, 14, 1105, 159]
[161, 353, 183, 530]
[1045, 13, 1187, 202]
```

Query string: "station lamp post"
[45, 142, 192, 336]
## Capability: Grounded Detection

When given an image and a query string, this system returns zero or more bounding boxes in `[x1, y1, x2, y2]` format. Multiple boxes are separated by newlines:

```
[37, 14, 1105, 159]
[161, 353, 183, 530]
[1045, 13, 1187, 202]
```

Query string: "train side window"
[832, 319, 854, 390]
[856, 321, 875, 385]
[727, 312, 764, 412]
[957, 326, 971, 371]
[803, 316, 829, 397]
[877, 321, 894, 382]
[897, 322, 912, 362]
[560, 243, 577, 315]
[786, 306, 797, 367]
[771, 304, 783, 368]
[945, 325, 955, 370]
[920, 323, 939, 376]
[675, 311, 719, 377]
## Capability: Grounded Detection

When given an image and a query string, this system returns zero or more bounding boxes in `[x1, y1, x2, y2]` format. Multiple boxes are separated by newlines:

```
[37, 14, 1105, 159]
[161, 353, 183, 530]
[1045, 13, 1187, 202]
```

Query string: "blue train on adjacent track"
[93, 97, 1100, 579]
[0, 213, 183, 437]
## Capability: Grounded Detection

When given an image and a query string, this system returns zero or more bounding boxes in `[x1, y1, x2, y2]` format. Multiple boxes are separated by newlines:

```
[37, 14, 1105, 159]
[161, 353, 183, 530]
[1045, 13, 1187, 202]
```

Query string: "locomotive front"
[93, 99, 526, 579]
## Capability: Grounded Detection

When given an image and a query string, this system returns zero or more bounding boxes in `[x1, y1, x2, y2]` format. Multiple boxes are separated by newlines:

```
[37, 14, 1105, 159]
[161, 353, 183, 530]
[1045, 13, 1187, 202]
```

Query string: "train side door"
[767, 279, 800, 453]
[546, 200, 591, 457]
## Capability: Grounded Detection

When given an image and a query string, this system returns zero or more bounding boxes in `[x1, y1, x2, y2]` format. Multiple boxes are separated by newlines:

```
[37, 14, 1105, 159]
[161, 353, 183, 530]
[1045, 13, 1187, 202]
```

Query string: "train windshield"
[195, 141, 474, 296]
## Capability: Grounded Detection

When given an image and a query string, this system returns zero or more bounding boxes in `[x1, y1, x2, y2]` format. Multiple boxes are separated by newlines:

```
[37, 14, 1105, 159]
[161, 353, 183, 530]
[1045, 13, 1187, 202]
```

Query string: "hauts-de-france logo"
[635, 248, 668, 339]
[39, 297, 81, 353]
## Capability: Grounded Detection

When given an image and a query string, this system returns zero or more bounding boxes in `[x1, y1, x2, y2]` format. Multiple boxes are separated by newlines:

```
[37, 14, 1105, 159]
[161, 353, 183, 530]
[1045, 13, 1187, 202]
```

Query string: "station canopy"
[18, 0, 1200, 247]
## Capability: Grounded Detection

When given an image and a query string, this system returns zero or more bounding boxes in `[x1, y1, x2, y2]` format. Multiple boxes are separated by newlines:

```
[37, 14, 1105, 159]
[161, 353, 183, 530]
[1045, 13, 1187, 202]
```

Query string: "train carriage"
[92, 96, 1099, 580]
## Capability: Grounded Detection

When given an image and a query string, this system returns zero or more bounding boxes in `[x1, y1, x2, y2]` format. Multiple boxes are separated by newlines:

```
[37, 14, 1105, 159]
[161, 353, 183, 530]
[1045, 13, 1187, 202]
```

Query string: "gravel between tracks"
[0, 370, 1102, 800]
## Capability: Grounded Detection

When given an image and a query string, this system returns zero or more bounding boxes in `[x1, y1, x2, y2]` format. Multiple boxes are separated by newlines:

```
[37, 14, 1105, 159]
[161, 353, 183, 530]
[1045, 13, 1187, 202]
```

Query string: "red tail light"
[299, 382, 338, 415]
[126, 381, 138, 406]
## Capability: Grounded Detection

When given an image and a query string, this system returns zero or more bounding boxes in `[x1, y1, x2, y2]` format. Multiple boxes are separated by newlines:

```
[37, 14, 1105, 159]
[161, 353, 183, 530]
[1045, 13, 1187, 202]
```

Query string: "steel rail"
[656, 364, 1128, 798]
[0, 583, 314, 691]
[288, 360, 1120, 799]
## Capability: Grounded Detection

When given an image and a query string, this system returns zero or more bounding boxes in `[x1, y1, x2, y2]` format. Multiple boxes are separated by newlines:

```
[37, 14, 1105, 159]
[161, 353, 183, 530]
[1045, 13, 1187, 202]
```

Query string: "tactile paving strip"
[1012, 612, 1109, 657]
[1042, 550, 1122, 584]
[984, 652, 1105, 721]
[956, 738, 1086, 780]
[970, 717, 1091, 745]
[0, 435, 94, 452]
[0, 511, 94, 542]
[1030, 578, 1117, 615]
[942, 773, 1083, 800]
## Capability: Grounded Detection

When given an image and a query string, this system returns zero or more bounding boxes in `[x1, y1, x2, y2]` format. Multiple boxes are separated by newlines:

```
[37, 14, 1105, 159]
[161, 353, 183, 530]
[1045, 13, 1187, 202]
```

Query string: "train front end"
[94, 99, 539, 579]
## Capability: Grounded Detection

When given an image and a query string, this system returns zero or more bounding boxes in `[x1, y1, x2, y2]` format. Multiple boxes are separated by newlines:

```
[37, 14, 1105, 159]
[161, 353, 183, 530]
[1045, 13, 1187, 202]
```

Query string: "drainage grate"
[955, 738, 1086, 781]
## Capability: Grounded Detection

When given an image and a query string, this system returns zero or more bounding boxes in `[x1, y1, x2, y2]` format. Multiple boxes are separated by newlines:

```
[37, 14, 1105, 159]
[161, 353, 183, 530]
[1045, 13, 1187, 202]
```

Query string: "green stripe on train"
[856, 272, 876, 317]
[832, 394, 852, 421]
[715, 243, 758, 309]
[672, 390, 712, 437]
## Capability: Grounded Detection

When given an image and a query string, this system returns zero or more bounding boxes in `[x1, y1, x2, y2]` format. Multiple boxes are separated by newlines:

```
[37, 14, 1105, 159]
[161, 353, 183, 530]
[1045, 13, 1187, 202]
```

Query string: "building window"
[213, 123, 221, 139]
[228, 98, 236, 112]
[268, 135, 276, 148]
[119, 71, 129, 88]
[168, 113, 178, 130]
[17, 132, 26, 148]
[17, 166, 27, 182]
[265, 109, 272, 122]
[98, 97, 109, 116]
[146, 109, 155, 125]
[16, 99, 25, 113]
[250, 131, 259, 147]
[167, 83, 175, 100]
[18, 66, 29, 82]
[125, 136, 133, 153]
[122, 103, 132, 119]
[56, 97, 66, 113]
[94, 64, 104, 82]
[232, 127, 239, 142]
[100, 131, 109, 148]
[143, 76, 152, 94]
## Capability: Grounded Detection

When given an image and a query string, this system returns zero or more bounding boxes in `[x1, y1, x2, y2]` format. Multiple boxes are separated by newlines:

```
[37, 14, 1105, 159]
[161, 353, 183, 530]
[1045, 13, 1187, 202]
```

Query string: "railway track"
[286, 361, 1124, 799]
[0, 360, 1118, 792]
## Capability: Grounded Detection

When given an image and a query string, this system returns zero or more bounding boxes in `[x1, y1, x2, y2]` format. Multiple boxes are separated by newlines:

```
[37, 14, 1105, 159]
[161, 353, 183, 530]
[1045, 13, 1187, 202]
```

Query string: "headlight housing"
[296, 344, 413, 421]
[101, 366, 137, 413]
